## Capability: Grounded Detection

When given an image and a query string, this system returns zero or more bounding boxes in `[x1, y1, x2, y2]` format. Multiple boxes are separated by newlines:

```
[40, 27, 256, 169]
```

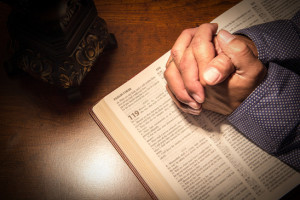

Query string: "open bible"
[91, 0, 300, 199]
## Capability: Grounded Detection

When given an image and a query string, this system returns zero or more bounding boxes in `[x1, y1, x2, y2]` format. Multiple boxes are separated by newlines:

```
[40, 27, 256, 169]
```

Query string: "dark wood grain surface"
[1, 0, 298, 199]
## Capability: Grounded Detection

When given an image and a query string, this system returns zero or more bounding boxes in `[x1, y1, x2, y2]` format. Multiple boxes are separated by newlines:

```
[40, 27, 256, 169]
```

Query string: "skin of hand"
[202, 30, 267, 115]
[164, 23, 219, 113]
[164, 24, 267, 115]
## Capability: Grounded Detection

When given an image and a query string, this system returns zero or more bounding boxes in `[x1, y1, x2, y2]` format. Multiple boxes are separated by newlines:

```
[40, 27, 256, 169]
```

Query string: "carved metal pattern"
[60, 0, 81, 27]
[58, 17, 109, 88]
[14, 17, 109, 89]
[18, 48, 55, 85]
[58, 61, 80, 88]
[6, 0, 114, 90]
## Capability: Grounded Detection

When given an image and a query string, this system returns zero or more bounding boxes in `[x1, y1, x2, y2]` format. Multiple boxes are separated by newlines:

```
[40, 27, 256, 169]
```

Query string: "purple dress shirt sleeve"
[227, 11, 300, 171]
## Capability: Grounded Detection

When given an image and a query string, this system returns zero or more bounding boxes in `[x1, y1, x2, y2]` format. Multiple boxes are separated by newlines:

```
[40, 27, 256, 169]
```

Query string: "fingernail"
[188, 102, 200, 110]
[204, 67, 220, 84]
[192, 94, 203, 103]
[219, 30, 235, 44]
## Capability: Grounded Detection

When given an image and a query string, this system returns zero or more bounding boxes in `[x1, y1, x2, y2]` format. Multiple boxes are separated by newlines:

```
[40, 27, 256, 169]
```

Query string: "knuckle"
[184, 81, 194, 91]
[163, 68, 171, 79]
[171, 48, 180, 61]
[199, 23, 211, 28]
[218, 54, 231, 67]
[178, 60, 187, 71]
[228, 39, 254, 61]
[231, 40, 250, 55]
[175, 91, 190, 104]
[191, 38, 202, 49]
[181, 28, 194, 36]
[184, 81, 198, 94]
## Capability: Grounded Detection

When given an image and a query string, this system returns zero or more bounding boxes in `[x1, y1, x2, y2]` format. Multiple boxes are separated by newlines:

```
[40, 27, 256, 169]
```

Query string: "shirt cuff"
[227, 63, 300, 154]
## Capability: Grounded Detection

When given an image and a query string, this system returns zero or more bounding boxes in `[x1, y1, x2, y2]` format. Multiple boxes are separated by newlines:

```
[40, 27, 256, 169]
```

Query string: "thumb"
[216, 30, 264, 78]
[202, 53, 235, 85]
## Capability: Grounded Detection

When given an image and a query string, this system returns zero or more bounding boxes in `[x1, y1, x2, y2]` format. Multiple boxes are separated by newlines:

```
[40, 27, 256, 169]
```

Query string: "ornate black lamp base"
[4, 0, 117, 100]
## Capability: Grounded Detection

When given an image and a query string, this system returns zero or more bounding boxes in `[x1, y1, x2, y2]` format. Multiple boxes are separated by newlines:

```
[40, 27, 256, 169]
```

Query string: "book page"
[98, 51, 299, 199]
[212, 0, 300, 32]
[194, 111, 300, 198]
[93, 0, 300, 199]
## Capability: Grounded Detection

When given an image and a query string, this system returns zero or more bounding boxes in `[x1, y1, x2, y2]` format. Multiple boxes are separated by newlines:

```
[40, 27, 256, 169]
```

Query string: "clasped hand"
[164, 23, 267, 115]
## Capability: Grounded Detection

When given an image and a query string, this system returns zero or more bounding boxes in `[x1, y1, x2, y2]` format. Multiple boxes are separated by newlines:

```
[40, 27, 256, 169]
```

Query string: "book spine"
[90, 109, 158, 200]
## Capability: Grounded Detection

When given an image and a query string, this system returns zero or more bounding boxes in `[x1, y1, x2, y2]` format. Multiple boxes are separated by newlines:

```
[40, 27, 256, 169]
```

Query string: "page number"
[128, 110, 139, 120]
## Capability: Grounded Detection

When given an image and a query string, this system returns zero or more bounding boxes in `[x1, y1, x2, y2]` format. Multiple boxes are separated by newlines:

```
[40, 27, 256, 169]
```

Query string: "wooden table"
[0, 0, 298, 199]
